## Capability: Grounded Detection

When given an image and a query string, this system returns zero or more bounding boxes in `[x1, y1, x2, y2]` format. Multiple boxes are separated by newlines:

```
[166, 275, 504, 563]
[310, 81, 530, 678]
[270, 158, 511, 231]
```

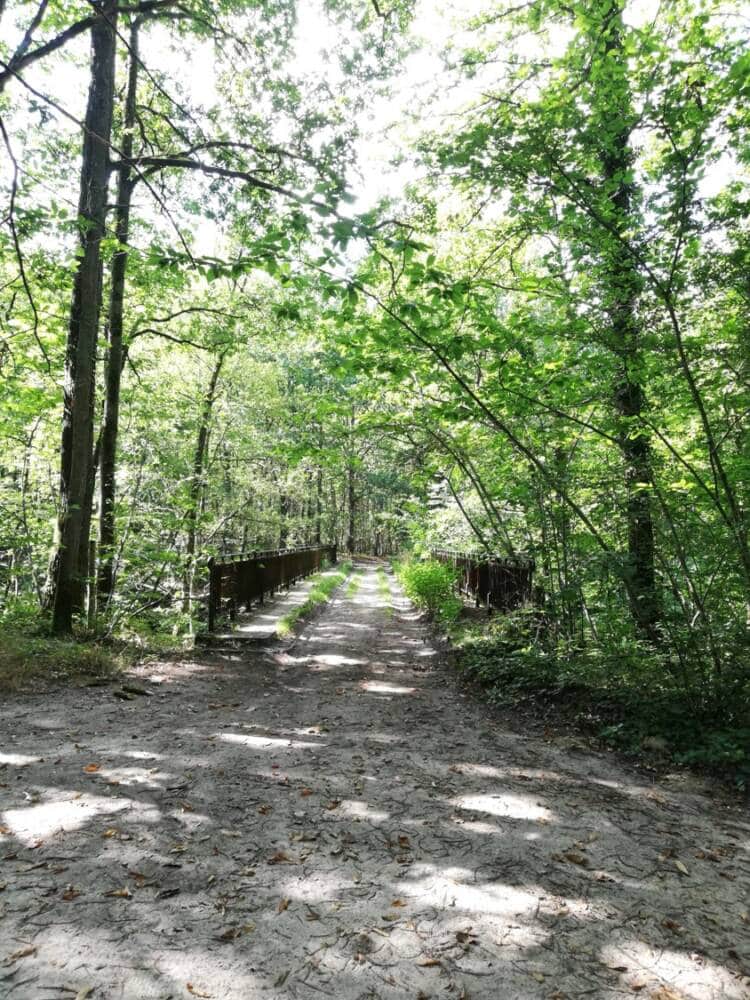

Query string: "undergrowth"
[0, 601, 123, 692]
[394, 557, 462, 623]
[452, 607, 750, 789]
[277, 562, 352, 637]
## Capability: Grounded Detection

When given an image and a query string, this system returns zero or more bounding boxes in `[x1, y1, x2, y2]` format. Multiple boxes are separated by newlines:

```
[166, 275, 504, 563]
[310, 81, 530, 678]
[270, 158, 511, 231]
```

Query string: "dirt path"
[1, 563, 748, 1000]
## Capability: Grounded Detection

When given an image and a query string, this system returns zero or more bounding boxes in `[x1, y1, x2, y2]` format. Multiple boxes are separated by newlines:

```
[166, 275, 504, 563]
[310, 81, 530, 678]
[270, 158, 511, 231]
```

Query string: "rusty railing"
[431, 549, 534, 611]
[207, 544, 337, 632]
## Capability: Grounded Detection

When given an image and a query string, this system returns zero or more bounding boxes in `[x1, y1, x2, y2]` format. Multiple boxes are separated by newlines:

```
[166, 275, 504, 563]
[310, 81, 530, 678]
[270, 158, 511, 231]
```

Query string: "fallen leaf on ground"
[104, 886, 132, 898]
[187, 985, 213, 998]
[300, 788, 313, 797]
[674, 860, 689, 876]
[325, 800, 340, 810]
[562, 850, 589, 867]
[217, 927, 242, 941]
[4, 945, 37, 964]
[417, 957, 441, 967]
[268, 850, 296, 865]
[82, 764, 100, 773]
[390, 898, 406, 907]
[277, 898, 290, 912]
[0, 825, 10, 834]
[257, 804, 272, 815]
[398, 835, 410, 848]
[63, 886, 82, 900]
[102, 828, 118, 838]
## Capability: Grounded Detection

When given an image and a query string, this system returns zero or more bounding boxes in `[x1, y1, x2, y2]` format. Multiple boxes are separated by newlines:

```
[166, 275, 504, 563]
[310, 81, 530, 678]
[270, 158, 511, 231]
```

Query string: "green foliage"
[276, 562, 352, 637]
[0, 601, 122, 693]
[396, 558, 462, 623]
[376, 566, 392, 617]
[454, 611, 750, 788]
[346, 570, 362, 598]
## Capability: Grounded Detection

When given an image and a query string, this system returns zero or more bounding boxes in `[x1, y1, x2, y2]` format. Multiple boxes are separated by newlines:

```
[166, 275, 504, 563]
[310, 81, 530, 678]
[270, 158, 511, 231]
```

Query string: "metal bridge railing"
[207, 544, 337, 632]
[430, 549, 534, 610]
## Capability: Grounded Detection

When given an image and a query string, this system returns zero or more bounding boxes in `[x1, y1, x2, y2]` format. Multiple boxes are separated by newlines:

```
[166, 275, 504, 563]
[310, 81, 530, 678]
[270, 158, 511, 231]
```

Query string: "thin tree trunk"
[76, 430, 102, 615]
[346, 463, 355, 554]
[315, 467, 323, 545]
[278, 489, 290, 548]
[52, 2, 117, 634]
[599, 2, 659, 638]
[98, 17, 140, 607]
[183, 353, 225, 614]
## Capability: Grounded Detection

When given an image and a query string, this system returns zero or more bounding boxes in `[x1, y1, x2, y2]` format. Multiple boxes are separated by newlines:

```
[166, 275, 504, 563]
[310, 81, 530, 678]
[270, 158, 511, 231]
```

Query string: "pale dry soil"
[1, 563, 748, 1000]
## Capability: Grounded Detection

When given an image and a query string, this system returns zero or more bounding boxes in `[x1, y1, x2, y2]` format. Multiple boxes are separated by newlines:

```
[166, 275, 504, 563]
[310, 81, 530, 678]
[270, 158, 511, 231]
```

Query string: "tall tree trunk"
[278, 490, 290, 548]
[598, 3, 659, 638]
[315, 467, 323, 545]
[183, 353, 225, 613]
[346, 463, 355, 554]
[52, 2, 117, 634]
[98, 17, 140, 607]
[77, 431, 102, 618]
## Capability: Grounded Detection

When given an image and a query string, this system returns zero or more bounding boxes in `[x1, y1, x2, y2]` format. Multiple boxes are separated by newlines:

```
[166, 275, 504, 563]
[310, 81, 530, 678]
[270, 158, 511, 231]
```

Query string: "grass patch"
[277, 562, 352, 637]
[346, 570, 362, 599]
[376, 567, 393, 617]
[0, 627, 124, 693]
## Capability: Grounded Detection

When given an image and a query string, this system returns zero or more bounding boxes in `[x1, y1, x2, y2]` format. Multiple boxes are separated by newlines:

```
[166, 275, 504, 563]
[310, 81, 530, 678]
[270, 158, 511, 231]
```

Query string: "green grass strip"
[277, 562, 352, 637]
[376, 566, 393, 618]
[346, 569, 363, 599]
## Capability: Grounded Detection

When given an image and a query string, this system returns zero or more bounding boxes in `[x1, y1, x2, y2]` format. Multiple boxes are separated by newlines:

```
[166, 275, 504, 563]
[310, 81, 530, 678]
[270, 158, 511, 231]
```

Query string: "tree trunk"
[278, 490, 290, 548]
[598, 3, 659, 638]
[52, 2, 117, 634]
[315, 467, 323, 545]
[98, 17, 140, 607]
[183, 353, 225, 614]
[346, 463, 355, 554]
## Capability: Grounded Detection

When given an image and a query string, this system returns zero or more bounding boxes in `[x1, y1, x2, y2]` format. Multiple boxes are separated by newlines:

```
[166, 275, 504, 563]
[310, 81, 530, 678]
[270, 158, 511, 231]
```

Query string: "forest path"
[0, 563, 748, 1000]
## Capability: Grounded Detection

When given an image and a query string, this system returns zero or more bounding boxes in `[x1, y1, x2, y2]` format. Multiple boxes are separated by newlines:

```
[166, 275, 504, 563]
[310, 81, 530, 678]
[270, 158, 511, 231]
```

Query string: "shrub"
[397, 558, 462, 623]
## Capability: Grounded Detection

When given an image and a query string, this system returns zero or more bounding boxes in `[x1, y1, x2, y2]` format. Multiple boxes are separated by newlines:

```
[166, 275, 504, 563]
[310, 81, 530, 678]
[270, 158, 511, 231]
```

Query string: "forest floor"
[1, 562, 749, 1000]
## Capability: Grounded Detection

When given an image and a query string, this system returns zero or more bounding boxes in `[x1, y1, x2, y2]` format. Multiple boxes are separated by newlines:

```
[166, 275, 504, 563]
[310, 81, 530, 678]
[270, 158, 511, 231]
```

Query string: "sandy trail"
[0, 562, 748, 999]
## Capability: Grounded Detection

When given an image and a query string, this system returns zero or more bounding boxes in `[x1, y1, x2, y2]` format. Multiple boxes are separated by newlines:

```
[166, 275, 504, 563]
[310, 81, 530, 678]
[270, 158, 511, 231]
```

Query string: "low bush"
[396, 558, 462, 623]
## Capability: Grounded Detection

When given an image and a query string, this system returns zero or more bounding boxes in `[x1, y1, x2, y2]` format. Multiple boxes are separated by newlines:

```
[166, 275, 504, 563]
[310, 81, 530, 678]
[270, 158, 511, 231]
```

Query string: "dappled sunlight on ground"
[451, 791, 555, 822]
[218, 731, 322, 750]
[600, 938, 750, 999]
[360, 680, 417, 695]
[0, 562, 747, 998]
[2, 792, 156, 846]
